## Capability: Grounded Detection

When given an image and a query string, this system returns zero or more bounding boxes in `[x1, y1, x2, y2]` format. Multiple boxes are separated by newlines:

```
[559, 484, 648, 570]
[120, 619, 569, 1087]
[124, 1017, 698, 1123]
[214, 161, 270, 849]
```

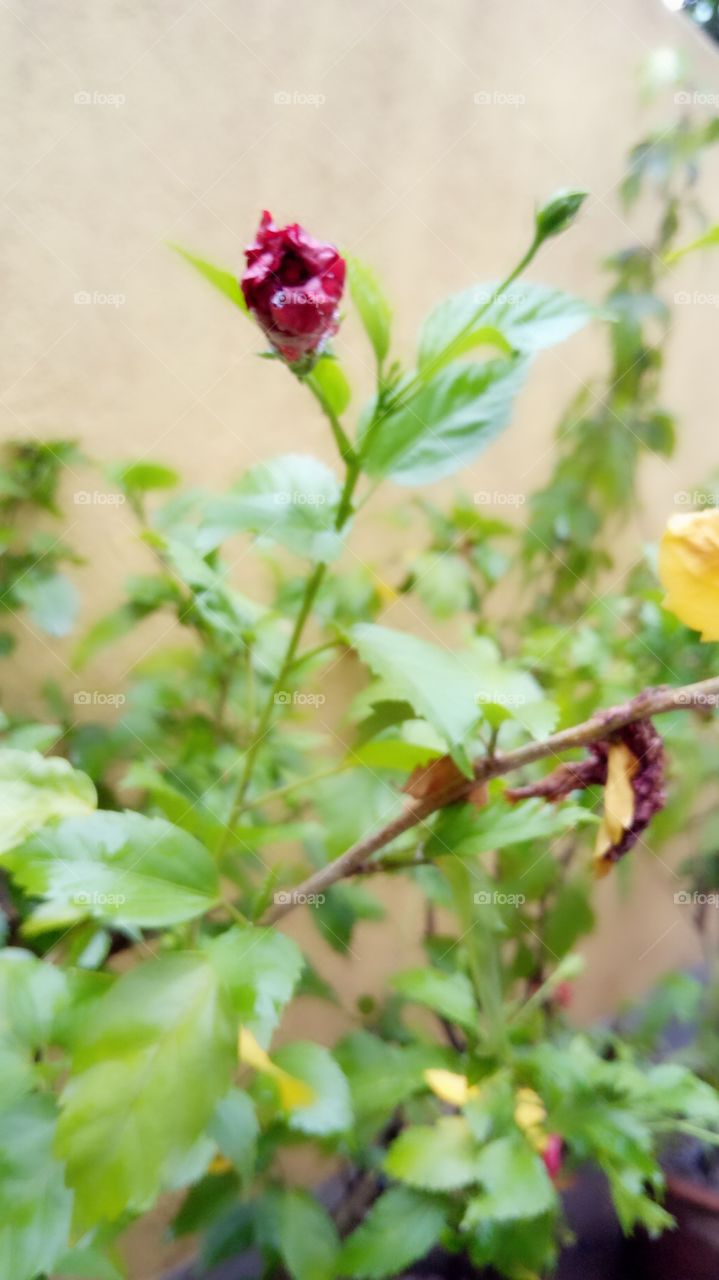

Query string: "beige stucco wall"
[3, 9, 719, 1266]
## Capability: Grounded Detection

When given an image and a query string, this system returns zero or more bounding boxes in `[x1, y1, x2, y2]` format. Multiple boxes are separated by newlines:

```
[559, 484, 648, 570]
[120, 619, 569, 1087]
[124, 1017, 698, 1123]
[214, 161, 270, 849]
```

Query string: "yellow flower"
[424, 1068, 479, 1107]
[238, 1028, 314, 1110]
[659, 509, 719, 642]
[514, 1087, 548, 1152]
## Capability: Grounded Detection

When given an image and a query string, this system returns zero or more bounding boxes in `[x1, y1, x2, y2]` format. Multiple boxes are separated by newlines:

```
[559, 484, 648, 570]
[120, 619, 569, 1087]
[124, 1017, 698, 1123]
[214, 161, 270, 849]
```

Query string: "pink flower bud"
[542, 1134, 564, 1181]
[241, 211, 346, 364]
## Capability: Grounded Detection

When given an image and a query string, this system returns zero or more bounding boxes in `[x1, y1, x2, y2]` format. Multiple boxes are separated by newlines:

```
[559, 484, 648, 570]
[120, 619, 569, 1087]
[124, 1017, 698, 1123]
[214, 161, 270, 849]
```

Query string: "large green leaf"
[0, 948, 68, 1053]
[391, 967, 477, 1033]
[347, 255, 392, 363]
[6, 811, 220, 932]
[200, 454, 344, 561]
[419, 282, 592, 371]
[338, 1186, 447, 1279]
[0, 749, 96, 855]
[277, 1189, 339, 1280]
[362, 358, 527, 485]
[272, 1042, 352, 1135]
[385, 1115, 484, 1190]
[56, 954, 236, 1224]
[0, 1095, 73, 1280]
[205, 925, 303, 1047]
[461, 1135, 556, 1224]
[351, 624, 480, 772]
[429, 798, 595, 858]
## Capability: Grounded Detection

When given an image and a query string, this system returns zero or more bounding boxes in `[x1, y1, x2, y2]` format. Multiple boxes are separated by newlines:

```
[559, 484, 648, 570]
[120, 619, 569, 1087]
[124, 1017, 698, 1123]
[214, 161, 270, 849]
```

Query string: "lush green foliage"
[1, 66, 719, 1280]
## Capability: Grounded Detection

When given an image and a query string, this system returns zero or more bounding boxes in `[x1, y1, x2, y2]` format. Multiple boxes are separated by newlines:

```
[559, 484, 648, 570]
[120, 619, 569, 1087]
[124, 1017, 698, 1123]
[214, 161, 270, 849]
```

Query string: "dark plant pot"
[165, 1167, 629, 1280]
[628, 1172, 719, 1280]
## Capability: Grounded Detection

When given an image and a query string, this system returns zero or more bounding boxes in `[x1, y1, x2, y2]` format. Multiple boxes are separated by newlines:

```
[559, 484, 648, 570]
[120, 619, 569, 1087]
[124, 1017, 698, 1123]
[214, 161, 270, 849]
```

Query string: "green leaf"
[205, 925, 303, 1047]
[209, 1088, 258, 1185]
[56, 954, 236, 1225]
[347, 255, 392, 363]
[543, 879, 595, 957]
[385, 1115, 484, 1190]
[336, 1031, 449, 1123]
[461, 1136, 556, 1224]
[0, 749, 96, 855]
[467, 636, 558, 739]
[351, 624, 480, 772]
[350, 737, 442, 771]
[201, 454, 344, 562]
[362, 358, 528, 486]
[0, 1095, 73, 1280]
[15, 572, 79, 637]
[277, 1189, 339, 1280]
[54, 1244, 126, 1280]
[338, 1187, 446, 1279]
[6, 811, 220, 932]
[0, 948, 68, 1051]
[170, 244, 248, 313]
[307, 356, 352, 416]
[391, 967, 477, 1033]
[272, 1042, 352, 1135]
[109, 459, 179, 496]
[73, 602, 154, 669]
[665, 222, 719, 264]
[419, 283, 591, 371]
[429, 798, 595, 858]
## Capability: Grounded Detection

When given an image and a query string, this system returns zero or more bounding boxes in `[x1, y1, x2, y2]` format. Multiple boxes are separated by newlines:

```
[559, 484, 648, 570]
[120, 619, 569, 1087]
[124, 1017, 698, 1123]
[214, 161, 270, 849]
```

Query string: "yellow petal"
[594, 742, 637, 861]
[514, 1086, 547, 1133]
[424, 1068, 479, 1107]
[659, 510, 719, 641]
[238, 1028, 315, 1110]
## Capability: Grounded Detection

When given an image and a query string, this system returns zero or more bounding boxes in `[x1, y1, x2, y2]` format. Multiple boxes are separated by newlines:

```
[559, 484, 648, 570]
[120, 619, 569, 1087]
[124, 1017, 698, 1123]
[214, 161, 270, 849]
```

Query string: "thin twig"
[263, 675, 719, 923]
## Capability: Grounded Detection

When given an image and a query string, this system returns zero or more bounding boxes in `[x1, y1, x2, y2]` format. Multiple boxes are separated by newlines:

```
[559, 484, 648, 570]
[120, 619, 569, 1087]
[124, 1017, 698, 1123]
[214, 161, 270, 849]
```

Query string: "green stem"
[380, 233, 542, 419]
[244, 759, 353, 813]
[218, 429, 366, 852]
[304, 374, 356, 464]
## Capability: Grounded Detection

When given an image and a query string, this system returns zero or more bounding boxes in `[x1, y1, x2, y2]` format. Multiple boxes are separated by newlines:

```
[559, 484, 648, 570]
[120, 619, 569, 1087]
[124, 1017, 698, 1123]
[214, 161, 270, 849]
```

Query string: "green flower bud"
[535, 188, 588, 242]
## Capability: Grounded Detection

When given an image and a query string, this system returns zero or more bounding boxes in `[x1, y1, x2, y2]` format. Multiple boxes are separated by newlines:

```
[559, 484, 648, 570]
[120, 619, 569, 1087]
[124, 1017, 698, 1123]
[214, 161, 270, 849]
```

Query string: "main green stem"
[218, 444, 362, 855]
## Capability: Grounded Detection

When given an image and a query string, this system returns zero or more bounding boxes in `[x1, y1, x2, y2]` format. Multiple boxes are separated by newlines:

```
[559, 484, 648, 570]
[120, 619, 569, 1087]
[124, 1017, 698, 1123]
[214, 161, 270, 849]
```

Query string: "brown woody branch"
[263, 675, 719, 924]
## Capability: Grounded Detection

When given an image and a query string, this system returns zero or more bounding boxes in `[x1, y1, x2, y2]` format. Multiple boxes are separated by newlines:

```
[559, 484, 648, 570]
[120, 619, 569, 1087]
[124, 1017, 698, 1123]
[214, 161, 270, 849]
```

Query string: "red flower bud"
[542, 1133, 563, 1181]
[241, 211, 346, 364]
